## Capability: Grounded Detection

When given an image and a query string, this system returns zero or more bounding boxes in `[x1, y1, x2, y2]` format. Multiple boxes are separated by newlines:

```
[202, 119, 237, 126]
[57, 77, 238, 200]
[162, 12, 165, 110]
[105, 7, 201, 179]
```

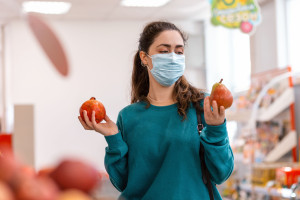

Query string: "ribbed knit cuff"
[104, 132, 125, 149]
[203, 119, 228, 144]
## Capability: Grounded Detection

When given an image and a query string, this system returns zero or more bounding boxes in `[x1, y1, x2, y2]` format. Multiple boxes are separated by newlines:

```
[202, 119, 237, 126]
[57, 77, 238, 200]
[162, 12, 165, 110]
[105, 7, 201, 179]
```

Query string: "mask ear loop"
[141, 61, 147, 68]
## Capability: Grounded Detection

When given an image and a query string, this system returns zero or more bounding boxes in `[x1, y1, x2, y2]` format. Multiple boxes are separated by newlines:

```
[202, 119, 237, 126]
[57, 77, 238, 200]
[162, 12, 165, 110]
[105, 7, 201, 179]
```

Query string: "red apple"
[0, 149, 20, 184]
[79, 97, 106, 123]
[37, 167, 55, 178]
[209, 79, 233, 109]
[9, 165, 37, 191]
[19, 166, 36, 178]
[57, 189, 92, 200]
[0, 181, 14, 200]
[50, 159, 99, 193]
[14, 176, 59, 200]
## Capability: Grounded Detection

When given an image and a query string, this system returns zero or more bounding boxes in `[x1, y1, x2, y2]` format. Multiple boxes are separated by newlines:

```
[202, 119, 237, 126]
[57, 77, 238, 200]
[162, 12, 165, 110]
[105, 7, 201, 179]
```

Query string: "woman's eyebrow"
[156, 44, 184, 48]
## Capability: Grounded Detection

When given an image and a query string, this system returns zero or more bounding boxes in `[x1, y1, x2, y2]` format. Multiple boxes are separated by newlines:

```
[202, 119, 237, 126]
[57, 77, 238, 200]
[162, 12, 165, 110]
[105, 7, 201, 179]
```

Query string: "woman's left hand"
[203, 96, 225, 126]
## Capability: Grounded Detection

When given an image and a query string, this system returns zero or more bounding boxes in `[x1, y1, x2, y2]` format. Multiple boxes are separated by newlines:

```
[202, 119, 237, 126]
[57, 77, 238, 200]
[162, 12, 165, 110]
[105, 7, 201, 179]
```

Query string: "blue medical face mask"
[147, 52, 185, 87]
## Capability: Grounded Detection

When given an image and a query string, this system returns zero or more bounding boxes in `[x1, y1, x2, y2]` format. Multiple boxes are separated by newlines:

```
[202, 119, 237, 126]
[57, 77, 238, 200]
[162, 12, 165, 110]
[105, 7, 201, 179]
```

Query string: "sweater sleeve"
[104, 112, 128, 192]
[200, 118, 234, 185]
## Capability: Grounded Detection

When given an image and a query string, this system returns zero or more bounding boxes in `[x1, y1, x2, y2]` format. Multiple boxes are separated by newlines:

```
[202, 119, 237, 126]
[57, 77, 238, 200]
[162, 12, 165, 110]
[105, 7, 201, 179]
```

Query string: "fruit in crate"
[15, 176, 59, 200]
[210, 79, 233, 109]
[79, 97, 106, 123]
[0, 148, 102, 199]
[0, 181, 14, 200]
[0, 149, 20, 183]
[58, 189, 92, 200]
[37, 167, 55, 177]
[10, 165, 37, 190]
[50, 159, 99, 193]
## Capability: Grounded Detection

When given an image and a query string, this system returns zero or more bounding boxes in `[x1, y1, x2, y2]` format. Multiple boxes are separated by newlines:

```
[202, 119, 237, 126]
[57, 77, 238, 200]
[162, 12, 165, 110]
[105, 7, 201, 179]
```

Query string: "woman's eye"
[176, 52, 183, 55]
[159, 51, 169, 53]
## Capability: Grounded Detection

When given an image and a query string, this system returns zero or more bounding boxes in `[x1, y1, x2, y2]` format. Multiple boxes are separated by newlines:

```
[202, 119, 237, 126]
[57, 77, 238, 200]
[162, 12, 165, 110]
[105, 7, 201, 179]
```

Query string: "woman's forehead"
[152, 30, 184, 46]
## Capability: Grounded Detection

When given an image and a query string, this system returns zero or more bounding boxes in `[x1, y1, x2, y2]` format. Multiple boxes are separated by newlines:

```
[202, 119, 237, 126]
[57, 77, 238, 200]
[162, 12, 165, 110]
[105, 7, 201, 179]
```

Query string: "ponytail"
[131, 51, 150, 104]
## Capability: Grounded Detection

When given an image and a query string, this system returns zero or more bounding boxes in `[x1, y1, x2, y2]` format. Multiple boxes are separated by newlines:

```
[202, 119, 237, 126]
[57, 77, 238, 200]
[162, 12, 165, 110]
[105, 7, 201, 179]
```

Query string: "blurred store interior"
[1, 0, 300, 199]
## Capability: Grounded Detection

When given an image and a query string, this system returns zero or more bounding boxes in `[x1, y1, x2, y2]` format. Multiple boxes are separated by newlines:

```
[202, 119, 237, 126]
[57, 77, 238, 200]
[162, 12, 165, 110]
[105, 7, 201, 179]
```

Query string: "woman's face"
[141, 30, 185, 70]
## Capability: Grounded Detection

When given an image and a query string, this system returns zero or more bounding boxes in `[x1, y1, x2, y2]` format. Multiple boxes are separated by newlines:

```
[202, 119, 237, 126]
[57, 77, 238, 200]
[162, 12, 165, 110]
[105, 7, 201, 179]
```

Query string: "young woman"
[79, 21, 234, 200]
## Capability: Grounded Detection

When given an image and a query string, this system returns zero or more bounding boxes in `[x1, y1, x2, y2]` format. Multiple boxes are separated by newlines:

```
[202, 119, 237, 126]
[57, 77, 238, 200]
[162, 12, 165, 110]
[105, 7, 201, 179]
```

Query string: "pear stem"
[219, 79, 223, 84]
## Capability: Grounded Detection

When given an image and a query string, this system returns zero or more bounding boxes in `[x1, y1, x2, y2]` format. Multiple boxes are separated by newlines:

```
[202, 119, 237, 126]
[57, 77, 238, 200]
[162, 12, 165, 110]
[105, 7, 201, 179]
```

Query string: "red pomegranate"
[79, 97, 106, 123]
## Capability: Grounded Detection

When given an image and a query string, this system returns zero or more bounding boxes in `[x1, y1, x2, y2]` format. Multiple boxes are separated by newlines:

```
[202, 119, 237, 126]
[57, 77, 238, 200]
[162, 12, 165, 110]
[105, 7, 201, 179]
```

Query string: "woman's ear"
[139, 51, 148, 66]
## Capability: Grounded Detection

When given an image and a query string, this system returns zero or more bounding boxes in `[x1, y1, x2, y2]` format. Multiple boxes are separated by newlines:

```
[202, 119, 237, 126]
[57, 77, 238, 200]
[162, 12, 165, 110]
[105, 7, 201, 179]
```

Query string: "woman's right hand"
[78, 110, 119, 136]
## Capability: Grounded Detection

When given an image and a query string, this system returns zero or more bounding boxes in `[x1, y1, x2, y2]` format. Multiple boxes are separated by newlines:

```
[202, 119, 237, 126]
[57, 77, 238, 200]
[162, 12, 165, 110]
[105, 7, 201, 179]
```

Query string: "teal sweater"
[104, 100, 234, 200]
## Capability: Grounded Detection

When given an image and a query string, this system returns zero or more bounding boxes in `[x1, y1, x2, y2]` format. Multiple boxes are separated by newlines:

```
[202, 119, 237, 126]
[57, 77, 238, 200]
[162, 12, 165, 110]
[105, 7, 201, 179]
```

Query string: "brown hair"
[131, 21, 205, 120]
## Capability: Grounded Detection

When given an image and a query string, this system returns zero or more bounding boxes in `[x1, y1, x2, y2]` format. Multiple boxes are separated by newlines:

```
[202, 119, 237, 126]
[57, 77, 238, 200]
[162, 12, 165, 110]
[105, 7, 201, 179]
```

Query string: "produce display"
[0, 148, 101, 200]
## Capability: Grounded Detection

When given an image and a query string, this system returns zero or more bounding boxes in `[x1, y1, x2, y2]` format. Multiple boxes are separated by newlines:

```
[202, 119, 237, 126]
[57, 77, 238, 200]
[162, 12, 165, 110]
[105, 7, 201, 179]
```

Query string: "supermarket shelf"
[240, 183, 280, 197]
[258, 88, 294, 121]
[265, 130, 297, 162]
[226, 110, 251, 122]
[227, 87, 294, 122]
[240, 183, 292, 198]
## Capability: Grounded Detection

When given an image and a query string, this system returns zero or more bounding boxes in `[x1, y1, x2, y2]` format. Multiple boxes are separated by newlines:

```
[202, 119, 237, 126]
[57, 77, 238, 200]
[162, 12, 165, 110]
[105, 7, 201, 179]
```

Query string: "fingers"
[203, 96, 226, 126]
[204, 97, 212, 118]
[83, 110, 93, 129]
[211, 100, 219, 117]
[78, 116, 92, 130]
[104, 115, 111, 122]
[91, 111, 98, 128]
[219, 106, 225, 118]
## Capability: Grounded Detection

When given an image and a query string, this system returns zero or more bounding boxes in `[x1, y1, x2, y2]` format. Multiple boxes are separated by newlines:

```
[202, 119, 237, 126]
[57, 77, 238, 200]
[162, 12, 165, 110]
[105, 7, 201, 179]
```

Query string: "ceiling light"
[22, 1, 71, 14]
[121, 0, 171, 7]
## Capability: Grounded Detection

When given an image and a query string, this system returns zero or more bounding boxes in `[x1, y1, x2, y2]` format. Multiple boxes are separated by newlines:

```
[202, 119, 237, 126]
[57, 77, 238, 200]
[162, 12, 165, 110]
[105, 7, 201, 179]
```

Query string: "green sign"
[210, 0, 261, 34]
